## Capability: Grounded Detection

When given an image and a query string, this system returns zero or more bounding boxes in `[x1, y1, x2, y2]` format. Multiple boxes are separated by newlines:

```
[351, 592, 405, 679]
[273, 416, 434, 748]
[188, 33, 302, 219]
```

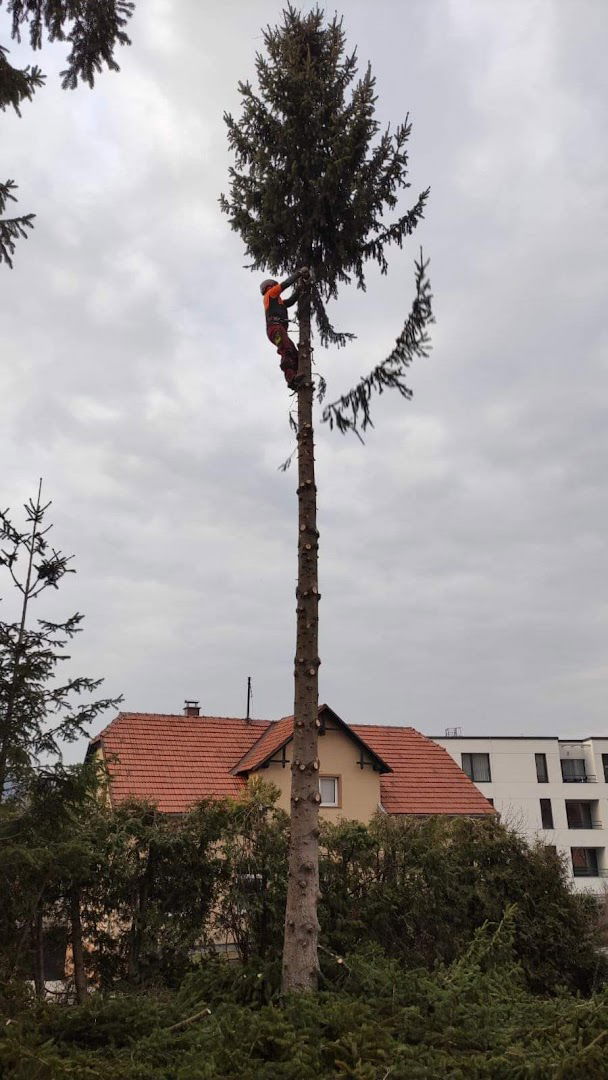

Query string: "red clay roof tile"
[234, 705, 391, 776]
[91, 712, 270, 812]
[233, 714, 295, 773]
[89, 709, 493, 817]
[351, 724, 493, 815]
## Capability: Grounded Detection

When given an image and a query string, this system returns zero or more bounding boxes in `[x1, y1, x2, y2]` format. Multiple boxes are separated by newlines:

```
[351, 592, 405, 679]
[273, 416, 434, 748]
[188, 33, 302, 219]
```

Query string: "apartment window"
[319, 776, 339, 807]
[565, 801, 595, 829]
[540, 799, 554, 829]
[602, 754, 608, 784]
[571, 848, 600, 877]
[561, 758, 587, 783]
[461, 753, 491, 783]
[535, 753, 549, 783]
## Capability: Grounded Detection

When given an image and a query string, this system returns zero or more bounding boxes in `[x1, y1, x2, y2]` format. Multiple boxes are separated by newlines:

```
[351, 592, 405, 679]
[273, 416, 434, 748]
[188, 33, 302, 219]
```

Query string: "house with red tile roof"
[87, 703, 493, 821]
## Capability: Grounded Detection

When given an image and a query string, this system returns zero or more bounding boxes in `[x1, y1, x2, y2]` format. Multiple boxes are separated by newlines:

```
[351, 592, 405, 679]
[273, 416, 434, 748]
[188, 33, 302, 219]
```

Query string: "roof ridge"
[351, 723, 419, 733]
[119, 711, 268, 722]
[88, 711, 270, 749]
[231, 718, 283, 774]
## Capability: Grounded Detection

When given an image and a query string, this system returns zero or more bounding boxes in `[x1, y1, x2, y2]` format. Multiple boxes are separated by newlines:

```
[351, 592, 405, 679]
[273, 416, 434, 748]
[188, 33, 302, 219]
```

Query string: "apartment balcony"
[566, 801, 601, 830]
[561, 773, 597, 784]
[560, 756, 596, 784]
[568, 821, 603, 829]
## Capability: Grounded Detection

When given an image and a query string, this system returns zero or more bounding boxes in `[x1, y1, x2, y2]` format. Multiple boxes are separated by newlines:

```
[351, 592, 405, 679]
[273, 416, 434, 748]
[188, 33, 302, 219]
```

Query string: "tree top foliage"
[221, 4, 433, 434]
[222, 4, 428, 303]
[0, 485, 121, 794]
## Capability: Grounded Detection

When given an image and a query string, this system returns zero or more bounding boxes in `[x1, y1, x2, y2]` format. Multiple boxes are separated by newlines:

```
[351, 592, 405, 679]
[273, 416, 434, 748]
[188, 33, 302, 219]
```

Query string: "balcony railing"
[562, 774, 597, 783]
[573, 868, 608, 878]
[568, 822, 603, 829]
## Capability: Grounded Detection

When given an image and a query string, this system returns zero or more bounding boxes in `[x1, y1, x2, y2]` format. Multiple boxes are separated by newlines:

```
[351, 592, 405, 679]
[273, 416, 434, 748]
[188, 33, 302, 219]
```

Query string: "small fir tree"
[222, 4, 433, 991]
[0, 760, 103, 998]
[0, 481, 121, 798]
[0, 0, 135, 266]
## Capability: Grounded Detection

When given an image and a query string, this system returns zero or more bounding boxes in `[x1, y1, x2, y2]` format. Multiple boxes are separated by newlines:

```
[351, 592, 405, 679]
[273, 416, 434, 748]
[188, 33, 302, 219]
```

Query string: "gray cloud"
[1, 0, 607, 756]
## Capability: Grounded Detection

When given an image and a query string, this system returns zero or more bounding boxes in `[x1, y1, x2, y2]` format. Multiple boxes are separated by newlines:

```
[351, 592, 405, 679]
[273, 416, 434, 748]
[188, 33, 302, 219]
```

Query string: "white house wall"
[433, 736, 608, 895]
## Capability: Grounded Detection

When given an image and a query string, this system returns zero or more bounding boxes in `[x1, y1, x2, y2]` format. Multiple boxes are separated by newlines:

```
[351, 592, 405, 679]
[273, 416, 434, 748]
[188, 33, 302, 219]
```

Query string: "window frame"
[319, 775, 340, 808]
[571, 847, 600, 877]
[561, 758, 587, 783]
[565, 800, 594, 829]
[535, 753, 549, 783]
[540, 798, 554, 830]
[461, 752, 492, 783]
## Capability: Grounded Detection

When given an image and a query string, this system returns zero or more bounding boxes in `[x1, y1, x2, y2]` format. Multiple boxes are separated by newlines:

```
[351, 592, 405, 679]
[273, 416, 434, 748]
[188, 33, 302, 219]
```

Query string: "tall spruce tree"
[0, 0, 135, 266]
[221, 4, 433, 991]
[0, 482, 121, 798]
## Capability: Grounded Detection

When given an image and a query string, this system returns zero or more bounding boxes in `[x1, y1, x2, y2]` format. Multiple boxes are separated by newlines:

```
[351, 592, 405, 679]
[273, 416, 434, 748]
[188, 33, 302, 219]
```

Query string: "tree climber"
[260, 267, 309, 390]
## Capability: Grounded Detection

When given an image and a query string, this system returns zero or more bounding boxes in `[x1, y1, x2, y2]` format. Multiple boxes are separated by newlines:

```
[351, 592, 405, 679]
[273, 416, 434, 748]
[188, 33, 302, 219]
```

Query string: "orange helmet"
[260, 278, 277, 295]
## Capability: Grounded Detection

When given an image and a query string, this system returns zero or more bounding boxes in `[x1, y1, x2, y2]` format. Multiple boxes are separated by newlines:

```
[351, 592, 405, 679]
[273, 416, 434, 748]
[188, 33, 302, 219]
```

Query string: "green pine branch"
[1, 1, 135, 266]
[0, 181, 35, 268]
[59, 0, 135, 90]
[2, 0, 134, 89]
[0, 43, 45, 113]
[321, 252, 434, 436]
[311, 285, 355, 349]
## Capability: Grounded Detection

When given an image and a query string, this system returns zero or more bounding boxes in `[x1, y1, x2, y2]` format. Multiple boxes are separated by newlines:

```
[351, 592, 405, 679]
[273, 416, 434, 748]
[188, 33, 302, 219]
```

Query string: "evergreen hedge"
[1, 916, 608, 1078]
[1, 775, 605, 996]
[2, 775, 608, 1076]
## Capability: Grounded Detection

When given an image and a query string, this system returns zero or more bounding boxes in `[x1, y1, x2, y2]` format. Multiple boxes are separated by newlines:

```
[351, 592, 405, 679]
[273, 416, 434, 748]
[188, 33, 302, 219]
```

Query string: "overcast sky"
[2, 0, 607, 757]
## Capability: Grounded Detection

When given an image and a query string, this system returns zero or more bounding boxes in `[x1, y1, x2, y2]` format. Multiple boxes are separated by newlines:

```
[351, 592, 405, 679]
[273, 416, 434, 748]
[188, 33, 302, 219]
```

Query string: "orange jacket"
[263, 280, 298, 325]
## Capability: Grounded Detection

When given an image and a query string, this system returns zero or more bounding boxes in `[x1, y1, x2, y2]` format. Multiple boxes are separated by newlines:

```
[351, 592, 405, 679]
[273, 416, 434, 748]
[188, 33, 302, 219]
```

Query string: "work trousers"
[266, 322, 299, 384]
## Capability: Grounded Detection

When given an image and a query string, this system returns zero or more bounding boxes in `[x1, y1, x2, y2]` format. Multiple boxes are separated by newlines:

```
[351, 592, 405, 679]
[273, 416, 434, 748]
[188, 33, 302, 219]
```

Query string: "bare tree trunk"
[70, 887, 88, 1004]
[128, 840, 155, 985]
[33, 902, 45, 999]
[282, 279, 321, 993]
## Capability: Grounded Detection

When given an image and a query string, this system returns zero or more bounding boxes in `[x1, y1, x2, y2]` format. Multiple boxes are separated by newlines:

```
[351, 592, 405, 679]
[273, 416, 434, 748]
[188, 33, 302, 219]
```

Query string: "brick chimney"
[183, 700, 200, 717]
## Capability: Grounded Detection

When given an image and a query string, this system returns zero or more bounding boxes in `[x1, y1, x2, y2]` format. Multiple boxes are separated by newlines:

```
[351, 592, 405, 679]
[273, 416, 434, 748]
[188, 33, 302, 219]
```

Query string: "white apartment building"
[433, 734, 608, 894]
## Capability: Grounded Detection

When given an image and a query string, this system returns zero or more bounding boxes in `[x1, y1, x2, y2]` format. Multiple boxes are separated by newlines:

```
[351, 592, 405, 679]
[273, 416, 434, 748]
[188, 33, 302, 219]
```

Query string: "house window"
[461, 753, 491, 783]
[566, 801, 595, 829]
[561, 758, 587, 783]
[602, 754, 608, 784]
[540, 799, 554, 829]
[571, 848, 600, 877]
[319, 776, 339, 807]
[535, 753, 549, 783]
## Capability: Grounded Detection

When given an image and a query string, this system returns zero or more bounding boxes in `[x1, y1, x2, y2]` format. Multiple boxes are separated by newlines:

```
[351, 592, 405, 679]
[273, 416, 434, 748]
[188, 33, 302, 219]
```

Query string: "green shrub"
[2, 917, 608, 1079]
[2, 777, 605, 1003]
